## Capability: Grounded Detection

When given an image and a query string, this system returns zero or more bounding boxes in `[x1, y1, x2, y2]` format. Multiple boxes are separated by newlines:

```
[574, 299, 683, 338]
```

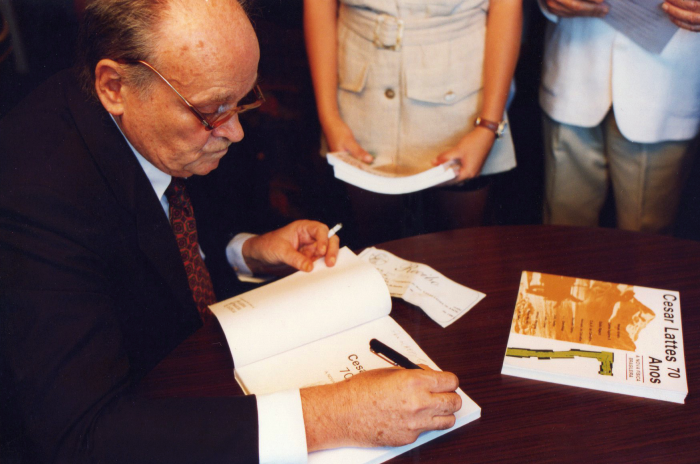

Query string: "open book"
[327, 151, 457, 194]
[209, 247, 480, 464]
[502, 271, 687, 404]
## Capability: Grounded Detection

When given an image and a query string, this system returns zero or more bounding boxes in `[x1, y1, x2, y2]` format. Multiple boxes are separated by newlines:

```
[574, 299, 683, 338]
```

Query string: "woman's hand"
[432, 127, 496, 182]
[324, 118, 374, 164]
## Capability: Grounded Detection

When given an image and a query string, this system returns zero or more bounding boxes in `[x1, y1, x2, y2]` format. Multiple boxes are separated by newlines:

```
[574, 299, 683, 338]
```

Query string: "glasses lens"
[207, 85, 265, 129]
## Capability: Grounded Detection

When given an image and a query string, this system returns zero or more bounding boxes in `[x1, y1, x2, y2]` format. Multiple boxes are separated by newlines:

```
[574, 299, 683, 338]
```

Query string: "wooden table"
[142, 225, 700, 463]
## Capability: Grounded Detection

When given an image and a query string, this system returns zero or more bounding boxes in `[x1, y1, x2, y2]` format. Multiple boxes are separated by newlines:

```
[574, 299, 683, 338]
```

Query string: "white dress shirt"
[114, 117, 308, 463]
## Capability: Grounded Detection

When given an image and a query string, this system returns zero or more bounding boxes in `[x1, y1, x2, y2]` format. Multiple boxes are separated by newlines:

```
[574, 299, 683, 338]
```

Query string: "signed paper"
[359, 247, 485, 328]
[603, 0, 678, 54]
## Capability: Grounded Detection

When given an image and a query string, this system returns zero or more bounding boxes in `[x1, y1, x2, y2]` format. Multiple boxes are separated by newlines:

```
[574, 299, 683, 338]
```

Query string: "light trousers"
[543, 111, 696, 234]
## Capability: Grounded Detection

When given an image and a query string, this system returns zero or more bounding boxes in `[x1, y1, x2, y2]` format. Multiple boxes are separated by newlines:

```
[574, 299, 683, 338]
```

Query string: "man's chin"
[183, 155, 224, 176]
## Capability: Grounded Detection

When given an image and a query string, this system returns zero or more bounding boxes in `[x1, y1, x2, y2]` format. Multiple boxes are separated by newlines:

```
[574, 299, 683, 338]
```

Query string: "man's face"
[117, 0, 260, 178]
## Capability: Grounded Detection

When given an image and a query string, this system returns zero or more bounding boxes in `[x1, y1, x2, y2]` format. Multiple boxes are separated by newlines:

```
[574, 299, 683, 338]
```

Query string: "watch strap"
[475, 117, 506, 138]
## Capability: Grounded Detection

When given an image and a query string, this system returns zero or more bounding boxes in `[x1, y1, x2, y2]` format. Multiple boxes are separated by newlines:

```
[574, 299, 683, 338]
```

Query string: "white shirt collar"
[109, 115, 171, 201]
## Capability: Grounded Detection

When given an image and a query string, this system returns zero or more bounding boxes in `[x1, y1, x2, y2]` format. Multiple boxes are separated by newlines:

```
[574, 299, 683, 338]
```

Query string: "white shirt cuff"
[225, 233, 262, 282]
[257, 389, 308, 464]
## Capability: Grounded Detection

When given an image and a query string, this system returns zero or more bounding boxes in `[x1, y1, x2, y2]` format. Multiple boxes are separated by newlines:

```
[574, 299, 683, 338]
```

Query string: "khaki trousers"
[543, 111, 696, 234]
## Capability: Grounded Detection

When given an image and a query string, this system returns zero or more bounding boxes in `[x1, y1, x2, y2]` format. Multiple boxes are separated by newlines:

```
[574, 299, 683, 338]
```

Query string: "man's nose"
[212, 113, 244, 143]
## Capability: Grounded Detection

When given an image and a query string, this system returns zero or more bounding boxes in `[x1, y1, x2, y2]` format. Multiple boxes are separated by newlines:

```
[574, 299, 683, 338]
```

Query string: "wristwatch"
[475, 117, 507, 139]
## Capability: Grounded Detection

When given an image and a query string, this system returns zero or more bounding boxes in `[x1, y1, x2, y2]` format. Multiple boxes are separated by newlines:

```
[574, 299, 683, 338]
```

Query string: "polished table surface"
[142, 225, 700, 463]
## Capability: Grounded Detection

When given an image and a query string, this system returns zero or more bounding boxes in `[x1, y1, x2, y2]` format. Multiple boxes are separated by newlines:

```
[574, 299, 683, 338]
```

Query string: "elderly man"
[0, 1, 461, 462]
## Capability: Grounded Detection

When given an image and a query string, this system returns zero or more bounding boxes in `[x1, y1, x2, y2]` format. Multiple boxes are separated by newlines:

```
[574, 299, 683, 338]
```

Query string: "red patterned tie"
[165, 177, 217, 321]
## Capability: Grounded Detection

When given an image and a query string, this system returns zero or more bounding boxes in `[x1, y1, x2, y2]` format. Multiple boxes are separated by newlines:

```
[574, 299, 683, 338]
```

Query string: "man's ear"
[94, 59, 126, 116]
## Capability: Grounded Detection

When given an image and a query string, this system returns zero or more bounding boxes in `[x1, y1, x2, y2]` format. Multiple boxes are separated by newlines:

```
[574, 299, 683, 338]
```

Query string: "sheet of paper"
[603, 0, 678, 54]
[209, 247, 391, 368]
[358, 247, 485, 328]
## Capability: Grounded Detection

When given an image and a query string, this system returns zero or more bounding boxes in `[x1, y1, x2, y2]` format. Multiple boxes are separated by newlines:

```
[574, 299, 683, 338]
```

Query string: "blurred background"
[1, 0, 699, 244]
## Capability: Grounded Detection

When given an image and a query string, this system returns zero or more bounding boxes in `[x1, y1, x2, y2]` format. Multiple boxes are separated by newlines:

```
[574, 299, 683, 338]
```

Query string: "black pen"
[369, 338, 423, 370]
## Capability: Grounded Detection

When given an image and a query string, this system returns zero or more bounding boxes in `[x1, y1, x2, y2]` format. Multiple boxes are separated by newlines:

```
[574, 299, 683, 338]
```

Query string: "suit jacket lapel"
[62, 72, 198, 316]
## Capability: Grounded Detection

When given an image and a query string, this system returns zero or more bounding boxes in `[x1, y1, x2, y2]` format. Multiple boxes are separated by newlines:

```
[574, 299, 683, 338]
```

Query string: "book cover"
[501, 271, 687, 403]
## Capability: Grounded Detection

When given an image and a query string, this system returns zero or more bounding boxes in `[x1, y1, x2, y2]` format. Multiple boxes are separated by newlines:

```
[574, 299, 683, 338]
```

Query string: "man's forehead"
[154, 0, 257, 62]
[150, 0, 259, 97]
[158, 0, 250, 42]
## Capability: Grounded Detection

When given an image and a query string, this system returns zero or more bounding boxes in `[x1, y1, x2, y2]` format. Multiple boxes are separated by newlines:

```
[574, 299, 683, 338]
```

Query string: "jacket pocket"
[337, 21, 371, 94]
[338, 59, 370, 94]
[404, 25, 485, 105]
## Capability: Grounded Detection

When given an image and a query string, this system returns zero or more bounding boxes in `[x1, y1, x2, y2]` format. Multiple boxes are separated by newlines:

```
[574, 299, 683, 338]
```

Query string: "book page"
[234, 316, 430, 394]
[359, 247, 485, 328]
[209, 247, 391, 368]
[603, 0, 678, 54]
[234, 315, 481, 464]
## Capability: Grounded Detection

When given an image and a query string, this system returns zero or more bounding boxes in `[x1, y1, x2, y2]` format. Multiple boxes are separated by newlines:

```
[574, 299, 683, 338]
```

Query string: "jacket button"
[444, 91, 456, 102]
[385, 88, 395, 99]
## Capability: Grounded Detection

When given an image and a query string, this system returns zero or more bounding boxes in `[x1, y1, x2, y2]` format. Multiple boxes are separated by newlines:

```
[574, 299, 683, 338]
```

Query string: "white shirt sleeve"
[225, 233, 276, 283]
[257, 389, 308, 464]
[225, 233, 255, 275]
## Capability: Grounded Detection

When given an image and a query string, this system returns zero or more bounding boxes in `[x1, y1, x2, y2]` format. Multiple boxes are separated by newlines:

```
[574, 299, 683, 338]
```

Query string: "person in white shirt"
[540, 0, 700, 233]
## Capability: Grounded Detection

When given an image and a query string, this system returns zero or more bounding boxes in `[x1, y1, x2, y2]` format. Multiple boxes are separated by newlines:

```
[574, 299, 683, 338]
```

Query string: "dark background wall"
[1, 0, 698, 243]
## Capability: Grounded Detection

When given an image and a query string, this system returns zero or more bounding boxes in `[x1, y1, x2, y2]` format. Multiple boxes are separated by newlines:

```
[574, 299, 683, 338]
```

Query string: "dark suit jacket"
[0, 70, 259, 463]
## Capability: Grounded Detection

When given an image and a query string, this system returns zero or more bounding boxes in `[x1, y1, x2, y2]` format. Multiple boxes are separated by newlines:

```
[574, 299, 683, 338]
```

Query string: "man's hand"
[301, 367, 462, 451]
[663, 0, 700, 31]
[544, 0, 609, 17]
[242, 220, 340, 275]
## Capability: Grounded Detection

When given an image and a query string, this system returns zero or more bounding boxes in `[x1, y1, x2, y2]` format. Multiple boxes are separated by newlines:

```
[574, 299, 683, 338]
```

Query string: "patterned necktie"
[165, 177, 216, 321]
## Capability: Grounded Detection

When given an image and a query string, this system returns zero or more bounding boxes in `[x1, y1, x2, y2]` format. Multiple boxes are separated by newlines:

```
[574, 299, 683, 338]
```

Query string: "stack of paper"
[327, 151, 457, 194]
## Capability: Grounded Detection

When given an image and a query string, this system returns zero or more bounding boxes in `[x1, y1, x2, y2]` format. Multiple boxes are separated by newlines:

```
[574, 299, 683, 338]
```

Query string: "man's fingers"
[664, 0, 700, 11]
[431, 413, 458, 431]
[419, 369, 459, 393]
[312, 222, 330, 253]
[663, 1, 700, 29]
[670, 17, 700, 30]
[432, 391, 462, 416]
[289, 251, 313, 272]
[325, 235, 340, 267]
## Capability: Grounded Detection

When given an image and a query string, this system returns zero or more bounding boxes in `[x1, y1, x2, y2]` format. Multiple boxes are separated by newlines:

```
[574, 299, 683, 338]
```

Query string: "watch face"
[475, 117, 506, 138]
[496, 121, 507, 138]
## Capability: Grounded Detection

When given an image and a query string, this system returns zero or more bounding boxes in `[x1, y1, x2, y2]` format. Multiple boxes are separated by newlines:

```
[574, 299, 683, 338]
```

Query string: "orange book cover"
[501, 271, 688, 403]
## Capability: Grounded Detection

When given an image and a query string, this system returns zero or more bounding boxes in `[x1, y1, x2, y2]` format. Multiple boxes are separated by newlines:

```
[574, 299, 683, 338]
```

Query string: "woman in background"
[304, 0, 522, 246]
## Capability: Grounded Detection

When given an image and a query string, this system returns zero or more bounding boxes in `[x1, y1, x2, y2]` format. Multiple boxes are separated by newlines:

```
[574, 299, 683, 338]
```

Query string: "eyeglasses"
[123, 59, 265, 131]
